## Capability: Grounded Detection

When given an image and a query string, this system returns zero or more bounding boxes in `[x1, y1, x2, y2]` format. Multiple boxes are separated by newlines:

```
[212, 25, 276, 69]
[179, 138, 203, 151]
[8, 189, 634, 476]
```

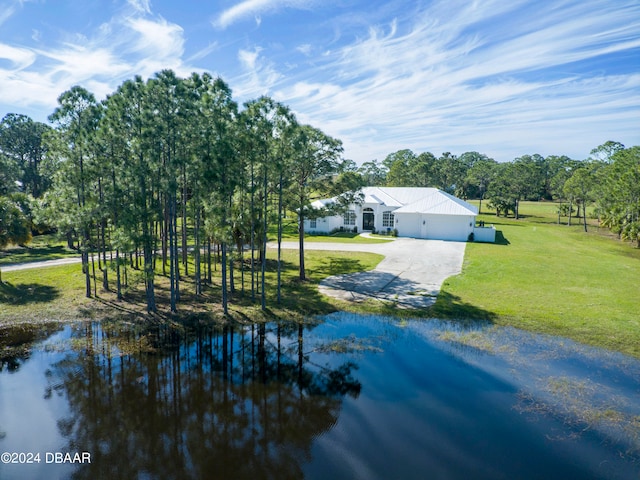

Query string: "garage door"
[423, 215, 468, 241]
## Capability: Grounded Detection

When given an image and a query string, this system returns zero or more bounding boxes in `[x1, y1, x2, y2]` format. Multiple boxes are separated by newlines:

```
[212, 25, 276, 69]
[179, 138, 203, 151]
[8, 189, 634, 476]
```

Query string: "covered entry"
[362, 208, 375, 230]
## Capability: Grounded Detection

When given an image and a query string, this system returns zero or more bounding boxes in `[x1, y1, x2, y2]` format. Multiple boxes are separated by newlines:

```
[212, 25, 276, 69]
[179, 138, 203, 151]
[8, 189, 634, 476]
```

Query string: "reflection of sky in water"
[305, 313, 640, 480]
[0, 329, 77, 480]
[0, 314, 638, 480]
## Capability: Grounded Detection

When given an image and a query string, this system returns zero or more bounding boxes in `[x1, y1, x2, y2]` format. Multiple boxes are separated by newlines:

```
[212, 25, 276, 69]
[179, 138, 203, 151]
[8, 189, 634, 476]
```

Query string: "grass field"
[433, 201, 640, 357]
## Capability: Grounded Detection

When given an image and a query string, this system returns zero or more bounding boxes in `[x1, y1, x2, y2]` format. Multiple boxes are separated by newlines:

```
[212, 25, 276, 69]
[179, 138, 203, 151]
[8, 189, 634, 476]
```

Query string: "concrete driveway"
[279, 237, 467, 308]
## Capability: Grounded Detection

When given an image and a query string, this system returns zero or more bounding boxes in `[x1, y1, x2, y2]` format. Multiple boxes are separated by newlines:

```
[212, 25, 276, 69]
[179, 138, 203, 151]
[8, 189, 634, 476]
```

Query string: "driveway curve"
[277, 238, 467, 308]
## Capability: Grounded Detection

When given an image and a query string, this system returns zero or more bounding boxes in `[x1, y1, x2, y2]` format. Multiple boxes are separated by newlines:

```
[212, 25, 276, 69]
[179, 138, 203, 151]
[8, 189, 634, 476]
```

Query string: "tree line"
[355, 142, 639, 245]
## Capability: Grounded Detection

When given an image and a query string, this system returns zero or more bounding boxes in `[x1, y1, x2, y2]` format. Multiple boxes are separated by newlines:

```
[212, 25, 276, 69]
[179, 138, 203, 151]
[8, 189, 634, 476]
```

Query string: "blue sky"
[1, 0, 638, 163]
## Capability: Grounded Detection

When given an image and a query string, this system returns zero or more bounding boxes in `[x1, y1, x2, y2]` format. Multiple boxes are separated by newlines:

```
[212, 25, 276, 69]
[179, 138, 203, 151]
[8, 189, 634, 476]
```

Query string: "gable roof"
[363, 187, 478, 216]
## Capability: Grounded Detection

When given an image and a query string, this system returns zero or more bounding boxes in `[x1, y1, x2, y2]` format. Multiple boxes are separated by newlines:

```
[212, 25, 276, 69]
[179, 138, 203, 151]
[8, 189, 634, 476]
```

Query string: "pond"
[0, 312, 639, 479]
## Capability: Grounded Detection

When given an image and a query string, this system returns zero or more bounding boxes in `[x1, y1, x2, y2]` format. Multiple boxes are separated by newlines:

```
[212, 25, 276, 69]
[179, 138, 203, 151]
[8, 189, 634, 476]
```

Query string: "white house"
[304, 187, 495, 242]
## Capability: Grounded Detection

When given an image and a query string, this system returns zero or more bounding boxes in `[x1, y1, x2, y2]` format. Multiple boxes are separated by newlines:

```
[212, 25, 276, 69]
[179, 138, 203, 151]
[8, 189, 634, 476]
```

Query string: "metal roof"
[363, 187, 477, 216]
[312, 187, 477, 216]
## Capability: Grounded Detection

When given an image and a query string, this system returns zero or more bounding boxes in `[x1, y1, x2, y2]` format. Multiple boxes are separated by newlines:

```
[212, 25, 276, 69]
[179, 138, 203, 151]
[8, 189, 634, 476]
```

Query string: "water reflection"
[41, 320, 359, 480]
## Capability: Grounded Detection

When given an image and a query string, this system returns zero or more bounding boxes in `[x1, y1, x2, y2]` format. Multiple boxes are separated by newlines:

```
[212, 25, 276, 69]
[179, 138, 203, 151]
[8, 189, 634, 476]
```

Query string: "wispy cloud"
[0, 3, 188, 113]
[0, 5, 16, 26]
[127, 0, 151, 14]
[267, 0, 640, 161]
[0, 0, 637, 164]
[213, 0, 317, 29]
[234, 46, 283, 98]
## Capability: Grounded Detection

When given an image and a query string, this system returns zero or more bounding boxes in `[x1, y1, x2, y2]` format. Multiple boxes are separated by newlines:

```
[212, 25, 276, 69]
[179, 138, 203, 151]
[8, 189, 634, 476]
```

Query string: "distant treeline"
[356, 144, 639, 242]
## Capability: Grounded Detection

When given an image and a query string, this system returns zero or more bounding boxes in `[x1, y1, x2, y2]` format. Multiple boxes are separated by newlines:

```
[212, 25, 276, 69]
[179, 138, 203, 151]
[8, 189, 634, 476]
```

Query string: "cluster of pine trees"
[1, 70, 348, 313]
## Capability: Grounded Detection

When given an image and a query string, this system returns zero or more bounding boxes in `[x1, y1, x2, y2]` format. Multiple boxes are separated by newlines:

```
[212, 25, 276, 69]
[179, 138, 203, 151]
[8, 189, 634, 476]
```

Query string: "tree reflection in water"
[49, 320, 361, 480]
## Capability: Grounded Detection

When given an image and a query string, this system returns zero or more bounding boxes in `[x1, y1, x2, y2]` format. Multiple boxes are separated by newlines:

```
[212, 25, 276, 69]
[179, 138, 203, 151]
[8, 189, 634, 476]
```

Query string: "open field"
[434, 201, 640, 357]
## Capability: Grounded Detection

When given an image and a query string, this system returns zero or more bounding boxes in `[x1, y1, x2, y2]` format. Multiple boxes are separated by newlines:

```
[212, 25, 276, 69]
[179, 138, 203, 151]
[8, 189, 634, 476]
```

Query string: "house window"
[382, 211, 394, 228]
[343, 210, 356, 226]
[310, 219, 317, 228]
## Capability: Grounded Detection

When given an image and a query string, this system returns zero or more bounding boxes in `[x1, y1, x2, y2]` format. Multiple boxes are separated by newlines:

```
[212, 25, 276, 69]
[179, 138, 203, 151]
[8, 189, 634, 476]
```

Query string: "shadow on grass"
[0, 282, 61, 305]
[494, 230, 510, 245]
[427, 290, 497, 325]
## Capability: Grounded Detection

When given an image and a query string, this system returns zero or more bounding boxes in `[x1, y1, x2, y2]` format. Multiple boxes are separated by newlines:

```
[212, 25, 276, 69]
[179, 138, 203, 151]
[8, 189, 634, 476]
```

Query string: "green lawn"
[435, 203, 640, 357]
[0, 263, 89, 323]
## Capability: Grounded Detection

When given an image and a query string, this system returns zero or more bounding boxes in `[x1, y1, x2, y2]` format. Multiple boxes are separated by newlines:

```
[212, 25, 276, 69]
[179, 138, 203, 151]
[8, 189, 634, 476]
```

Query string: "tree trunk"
[221, 242, 228, 315]
[83, 234, 91, 298]
[162, 203, 168, 276]
[116, 249, 122, 300]
[277, 172, 283, 304]
[568, 200, 573, 226]
[169, 194, 177, 313]
[207, 237, 212, 284]
[143, 222, 156, 312]
[299, 204, 306, 281]
[91, 250, 97, 297]
[250, 162, 256, 302]
[101, 219, 108, 291]
[261, 165, 267, 311]
[194, 204, 201, 296]
[182, 165, 188, 276]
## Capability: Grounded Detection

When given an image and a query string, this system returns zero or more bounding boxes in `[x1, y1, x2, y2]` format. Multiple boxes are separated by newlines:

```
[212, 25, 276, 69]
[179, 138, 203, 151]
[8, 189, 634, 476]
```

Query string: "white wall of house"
[303, 187, 486, 242]
[305, 209, 475, 241]
[304, 203, 399, 234]
[305, 214, 343, 233]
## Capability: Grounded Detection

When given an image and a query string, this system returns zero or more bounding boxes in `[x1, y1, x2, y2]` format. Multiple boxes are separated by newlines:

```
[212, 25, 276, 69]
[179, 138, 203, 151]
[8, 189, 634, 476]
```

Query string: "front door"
[362, 209, 375, 230]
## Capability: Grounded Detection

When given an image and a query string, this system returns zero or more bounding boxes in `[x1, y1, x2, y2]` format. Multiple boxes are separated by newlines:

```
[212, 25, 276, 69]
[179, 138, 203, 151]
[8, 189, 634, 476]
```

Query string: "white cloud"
[0, 4, 189, 113]
[233, 46, 283, 98]
[214, 0, 317, 29]
[0, 4, 16, 26]
[187, 42, 219, 63]
[0, 43, 36, 69]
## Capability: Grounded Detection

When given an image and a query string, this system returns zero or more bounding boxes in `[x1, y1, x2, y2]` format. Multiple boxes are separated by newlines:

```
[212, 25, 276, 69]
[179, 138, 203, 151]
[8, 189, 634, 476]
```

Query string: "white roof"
[362, 187, 477, 216]
[312, 187, 477, 216]
[310, 197, 335, 209]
